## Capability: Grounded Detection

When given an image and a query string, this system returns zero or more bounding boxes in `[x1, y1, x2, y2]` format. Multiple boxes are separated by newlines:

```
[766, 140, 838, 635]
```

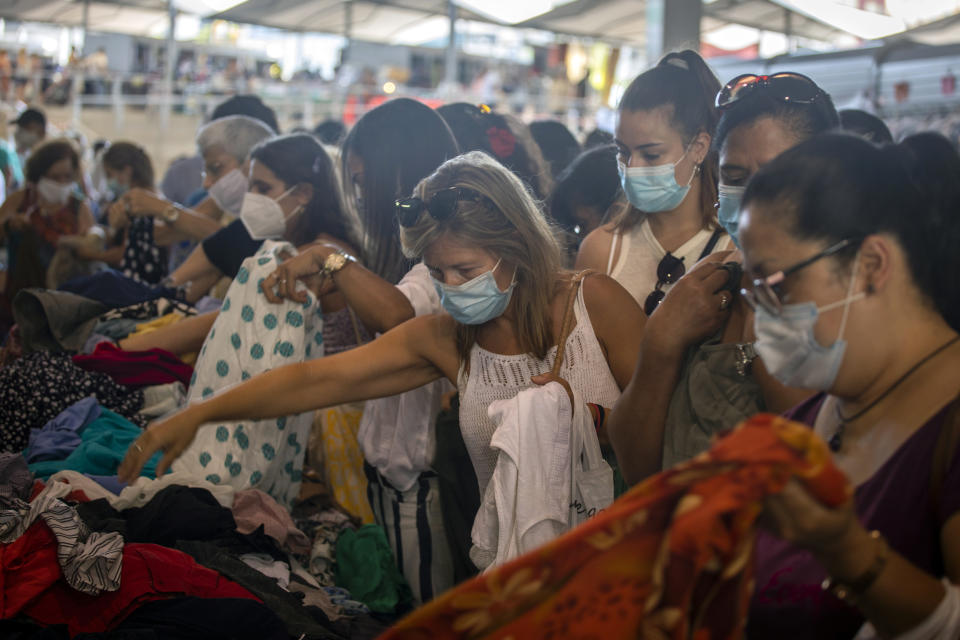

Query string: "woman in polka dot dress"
[119, 134, 402, 507]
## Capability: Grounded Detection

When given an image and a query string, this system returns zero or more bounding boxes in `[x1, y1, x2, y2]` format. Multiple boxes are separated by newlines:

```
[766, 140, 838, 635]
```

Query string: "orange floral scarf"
[379, 414, 849, 640]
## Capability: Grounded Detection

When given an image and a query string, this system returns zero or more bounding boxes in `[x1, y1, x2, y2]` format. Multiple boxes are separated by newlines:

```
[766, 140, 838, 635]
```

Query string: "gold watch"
[161, 204, 183, 223]
[321, 250, 356, 277]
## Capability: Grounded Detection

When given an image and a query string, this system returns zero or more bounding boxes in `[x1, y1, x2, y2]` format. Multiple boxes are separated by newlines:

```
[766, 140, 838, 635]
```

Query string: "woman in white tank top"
[119, 150, 645, 511]
[576, 50, 732, 315]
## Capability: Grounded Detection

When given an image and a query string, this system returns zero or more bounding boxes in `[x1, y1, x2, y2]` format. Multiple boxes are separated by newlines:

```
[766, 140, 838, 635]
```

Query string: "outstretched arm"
[122, 189, 224, 241]
[119, 311, 219, 356]
[262, 242, 414, 334]
[118, 314, 457, 480]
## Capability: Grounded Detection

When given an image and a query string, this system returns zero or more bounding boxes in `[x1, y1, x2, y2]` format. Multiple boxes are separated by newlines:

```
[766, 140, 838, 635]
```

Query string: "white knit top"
[458, 284, 621, 496]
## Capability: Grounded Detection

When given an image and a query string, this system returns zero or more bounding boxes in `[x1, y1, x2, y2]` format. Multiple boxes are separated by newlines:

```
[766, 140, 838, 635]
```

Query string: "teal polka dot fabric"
[173, 241, 323, 507]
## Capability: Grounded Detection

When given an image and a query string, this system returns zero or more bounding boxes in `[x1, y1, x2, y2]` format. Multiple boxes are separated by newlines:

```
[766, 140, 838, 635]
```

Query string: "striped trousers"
[364, 463, 455, 605]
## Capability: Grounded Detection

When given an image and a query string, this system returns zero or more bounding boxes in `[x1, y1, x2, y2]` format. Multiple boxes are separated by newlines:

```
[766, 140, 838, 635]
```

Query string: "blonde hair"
[400, 151, 564, 363]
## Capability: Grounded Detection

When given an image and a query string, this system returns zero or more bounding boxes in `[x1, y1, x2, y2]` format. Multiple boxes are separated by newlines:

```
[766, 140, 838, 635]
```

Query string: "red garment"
[72, 341, 193, 389]
[0, 522, 61, 619]
[18, 188, 80, 248]
[380, 414, 849, 640]
[21, 541, 260, 635]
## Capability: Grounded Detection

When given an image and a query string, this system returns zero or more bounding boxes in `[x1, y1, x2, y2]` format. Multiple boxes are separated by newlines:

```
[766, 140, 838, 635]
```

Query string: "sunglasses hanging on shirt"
[643, 227, 726, 316]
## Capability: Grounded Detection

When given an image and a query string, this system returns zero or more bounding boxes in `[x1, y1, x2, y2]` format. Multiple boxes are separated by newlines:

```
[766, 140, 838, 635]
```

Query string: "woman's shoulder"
[576, 270, 644, 326]
[574, 222, 620, 272]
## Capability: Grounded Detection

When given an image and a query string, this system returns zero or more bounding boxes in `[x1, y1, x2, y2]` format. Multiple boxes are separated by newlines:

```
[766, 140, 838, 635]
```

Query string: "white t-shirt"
[357, 262, 454, 492]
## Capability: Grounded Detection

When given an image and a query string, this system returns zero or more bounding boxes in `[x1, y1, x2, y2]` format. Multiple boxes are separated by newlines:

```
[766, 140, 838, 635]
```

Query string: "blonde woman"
[120, 150, 644, 516]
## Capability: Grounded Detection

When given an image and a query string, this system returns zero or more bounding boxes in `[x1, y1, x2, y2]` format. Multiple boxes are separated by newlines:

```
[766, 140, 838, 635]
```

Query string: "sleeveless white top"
[458, 284, 621, 495]
[608, 218, 730, 305]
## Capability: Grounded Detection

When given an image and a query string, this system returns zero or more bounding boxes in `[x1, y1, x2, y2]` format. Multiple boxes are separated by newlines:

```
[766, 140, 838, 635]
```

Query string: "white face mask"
[239, 186, 298, 240]
[208, 168, 248, 216]
[753, 255, 864, 391]
[37, 177, 74, 206]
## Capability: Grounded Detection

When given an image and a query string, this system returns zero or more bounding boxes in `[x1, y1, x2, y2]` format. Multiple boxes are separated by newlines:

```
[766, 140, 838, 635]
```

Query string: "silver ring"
[133, 442, 144, 453]
[719, 292, 732, 311]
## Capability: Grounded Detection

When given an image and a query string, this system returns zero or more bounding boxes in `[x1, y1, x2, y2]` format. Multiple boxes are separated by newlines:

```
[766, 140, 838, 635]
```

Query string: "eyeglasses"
[395, 187, 487, 228]
[643, 253, 685, 315]
[742, 238, 859, 316]
[715, 72, 825, 111]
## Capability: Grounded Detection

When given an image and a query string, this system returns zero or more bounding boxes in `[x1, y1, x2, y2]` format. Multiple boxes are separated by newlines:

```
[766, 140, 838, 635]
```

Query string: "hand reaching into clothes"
[118, 408, 204, 482]
[643, 251, 734, 357]
[261, 243, 340, 303]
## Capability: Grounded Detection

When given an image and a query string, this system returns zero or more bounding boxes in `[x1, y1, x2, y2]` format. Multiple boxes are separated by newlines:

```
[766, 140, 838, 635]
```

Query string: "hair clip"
[664, 56, 690, 71]
[478, 104, 492, 114]
[486, 126, 516, 159]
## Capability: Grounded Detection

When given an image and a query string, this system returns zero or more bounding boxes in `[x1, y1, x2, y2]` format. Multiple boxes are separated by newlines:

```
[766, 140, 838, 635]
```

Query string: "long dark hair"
[249, 133, 352, 249]
[25, 139, 79, 184]
[529, 119, 581, 178]
[342, 98, 458, 284]
[615, 49, 721, 230]
[102, 142, 155, 189]
[742, 132, 960, 331]
[437, 103, 553, 202]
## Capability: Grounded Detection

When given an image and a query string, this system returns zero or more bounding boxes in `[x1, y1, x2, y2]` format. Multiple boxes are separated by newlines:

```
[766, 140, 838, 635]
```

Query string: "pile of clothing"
[0, 452, 395, 639]
[0, 266, 410, 638]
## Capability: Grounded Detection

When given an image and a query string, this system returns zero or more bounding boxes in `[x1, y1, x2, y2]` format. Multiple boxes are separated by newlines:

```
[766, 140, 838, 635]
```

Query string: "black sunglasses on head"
[716, 72, 825, 111]
[395, 187, 488, 228]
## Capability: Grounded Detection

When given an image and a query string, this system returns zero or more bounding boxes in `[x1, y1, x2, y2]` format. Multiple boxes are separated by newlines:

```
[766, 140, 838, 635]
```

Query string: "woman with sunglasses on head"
[607, 72, 840, 485]
[738, 132, 960, 639]
[118, 150, 645, 577]
[256, 98, 463, 604]
[576, 49, 730, 313]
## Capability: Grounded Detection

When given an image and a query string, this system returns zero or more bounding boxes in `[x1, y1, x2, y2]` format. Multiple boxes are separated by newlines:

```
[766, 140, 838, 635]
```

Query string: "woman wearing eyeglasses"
[738, 134, 960, 638]
[607, 72, 841, 484]
[118, 149, 645, 551]
[575, 49, 730, 315]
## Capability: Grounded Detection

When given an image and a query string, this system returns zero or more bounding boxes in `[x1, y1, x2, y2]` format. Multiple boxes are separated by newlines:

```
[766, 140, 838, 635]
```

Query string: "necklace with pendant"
[830, 335, 960, 452]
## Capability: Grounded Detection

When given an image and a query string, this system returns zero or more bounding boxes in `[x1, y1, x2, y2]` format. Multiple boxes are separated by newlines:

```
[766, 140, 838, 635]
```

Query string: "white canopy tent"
[3, 0, 960, 50]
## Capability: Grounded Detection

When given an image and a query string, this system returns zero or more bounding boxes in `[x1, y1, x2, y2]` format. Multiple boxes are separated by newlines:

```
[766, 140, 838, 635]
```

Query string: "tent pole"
[444, 0, 457, 98]
[159, 0, 176, 169]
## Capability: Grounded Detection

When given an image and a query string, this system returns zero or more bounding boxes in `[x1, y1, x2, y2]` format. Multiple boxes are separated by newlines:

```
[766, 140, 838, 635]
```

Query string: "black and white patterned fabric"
[120, 218, 167, 285]
[0, 480, 124, 594]
[98, 297, 195, 323]
[0, 352, 145, 453]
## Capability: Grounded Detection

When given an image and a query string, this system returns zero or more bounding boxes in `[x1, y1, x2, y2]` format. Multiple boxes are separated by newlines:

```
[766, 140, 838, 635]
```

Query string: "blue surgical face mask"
[618, 147, 696, 213]
[432, 259, 516, 325]
[753, 256, 864, 391]
[717, 184, 746, 249]
[108, 178, 129, 198]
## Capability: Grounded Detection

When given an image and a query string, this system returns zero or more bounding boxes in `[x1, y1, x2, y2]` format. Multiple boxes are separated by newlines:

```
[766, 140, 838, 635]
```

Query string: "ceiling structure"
[2, 0, 960, 50]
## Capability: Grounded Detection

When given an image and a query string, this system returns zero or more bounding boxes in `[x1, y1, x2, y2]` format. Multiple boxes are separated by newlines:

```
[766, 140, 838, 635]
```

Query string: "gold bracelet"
[821, 530, 889, 604]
